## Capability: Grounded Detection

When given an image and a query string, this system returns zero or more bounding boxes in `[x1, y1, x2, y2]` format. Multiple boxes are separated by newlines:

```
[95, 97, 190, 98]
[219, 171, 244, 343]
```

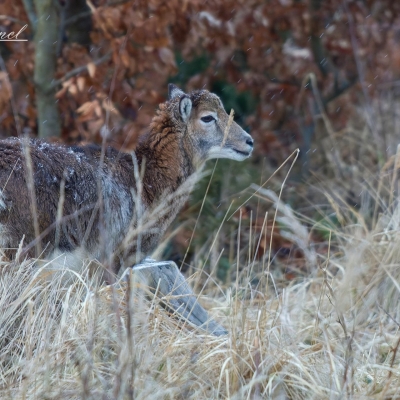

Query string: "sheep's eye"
[201, 115, 215, 123]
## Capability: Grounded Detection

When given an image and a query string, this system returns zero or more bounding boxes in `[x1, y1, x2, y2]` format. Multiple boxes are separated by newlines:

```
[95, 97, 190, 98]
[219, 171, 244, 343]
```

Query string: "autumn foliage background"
[1, 0, 400, 272]
[1, 1, 400, 398]
[1, 0, 399, 150]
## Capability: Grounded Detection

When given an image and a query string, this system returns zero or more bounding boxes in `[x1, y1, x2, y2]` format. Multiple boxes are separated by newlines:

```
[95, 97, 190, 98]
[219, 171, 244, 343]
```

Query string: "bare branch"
[22, 0, 37, 32]
[64, 10, 91, 26]
[50, 51, 111, 89]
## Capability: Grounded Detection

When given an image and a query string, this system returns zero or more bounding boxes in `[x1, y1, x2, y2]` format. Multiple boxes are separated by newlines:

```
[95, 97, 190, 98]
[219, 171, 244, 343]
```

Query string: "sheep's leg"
[131, 258, 228, 336]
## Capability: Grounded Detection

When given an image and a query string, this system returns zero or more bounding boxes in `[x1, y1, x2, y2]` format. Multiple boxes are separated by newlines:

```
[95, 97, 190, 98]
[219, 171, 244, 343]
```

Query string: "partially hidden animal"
[0, 84, 254, 335]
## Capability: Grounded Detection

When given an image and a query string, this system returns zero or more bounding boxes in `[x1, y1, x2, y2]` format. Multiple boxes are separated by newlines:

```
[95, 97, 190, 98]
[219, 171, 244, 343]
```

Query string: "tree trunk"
[33, 0, 61, 139]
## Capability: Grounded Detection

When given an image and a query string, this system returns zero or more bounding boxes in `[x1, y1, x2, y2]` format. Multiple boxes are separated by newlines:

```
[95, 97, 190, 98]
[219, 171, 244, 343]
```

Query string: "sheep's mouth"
[233, 149, 251, 157]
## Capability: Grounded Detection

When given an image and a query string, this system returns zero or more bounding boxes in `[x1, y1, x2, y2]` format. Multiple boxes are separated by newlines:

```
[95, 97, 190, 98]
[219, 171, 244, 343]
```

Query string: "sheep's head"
[167, 84, 254, 166]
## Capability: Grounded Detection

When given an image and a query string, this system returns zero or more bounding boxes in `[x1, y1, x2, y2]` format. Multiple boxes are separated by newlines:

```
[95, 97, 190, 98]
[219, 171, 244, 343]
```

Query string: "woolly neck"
[135, 110, 197, 205]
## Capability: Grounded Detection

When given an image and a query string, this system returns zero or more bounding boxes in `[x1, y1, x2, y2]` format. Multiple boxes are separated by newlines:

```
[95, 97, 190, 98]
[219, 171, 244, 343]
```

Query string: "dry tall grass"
[1, 112, 400, 399]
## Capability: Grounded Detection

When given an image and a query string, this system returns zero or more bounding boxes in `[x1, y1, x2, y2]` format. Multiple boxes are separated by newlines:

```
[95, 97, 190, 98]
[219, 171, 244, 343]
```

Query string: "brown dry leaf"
[55, 86, 68, 99]
[76, 101, 95, 116]
[68, 84, 78, 95]
[120, 50, 130, 68]
[94, 103, 102, 118]
[62, 79, 73, 89]
[76, 77, 86, 92]
[158, 47, 176, 67]
[87, 62, 96, 78]
[87, 118, 105, 135]
[102, 7, 122, 31]
[0, 73, 12, 113]
[101, 98, 120, 117]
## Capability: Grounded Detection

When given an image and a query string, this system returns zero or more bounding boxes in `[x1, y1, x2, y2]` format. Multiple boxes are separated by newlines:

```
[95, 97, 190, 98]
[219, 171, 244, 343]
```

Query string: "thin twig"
[50, 52, 111, 89]
[21, 0, 37, 32]
[377, 303, 400, 328]
[64, 0, 134, 26]
[64, 11, 92, 26]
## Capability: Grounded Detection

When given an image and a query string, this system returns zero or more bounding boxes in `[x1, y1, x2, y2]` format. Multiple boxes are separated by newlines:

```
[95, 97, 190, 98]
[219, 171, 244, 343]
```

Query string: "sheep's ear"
[168, 83, 185, 100]
[179, 95, 192, 122]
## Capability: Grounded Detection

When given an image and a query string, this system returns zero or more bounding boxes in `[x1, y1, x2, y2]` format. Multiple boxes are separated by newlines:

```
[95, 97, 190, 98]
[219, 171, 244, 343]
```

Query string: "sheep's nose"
[246, 137, 254, 147]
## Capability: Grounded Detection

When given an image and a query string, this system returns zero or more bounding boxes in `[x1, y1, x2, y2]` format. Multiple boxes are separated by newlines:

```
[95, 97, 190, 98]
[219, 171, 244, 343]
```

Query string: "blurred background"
[1, 0, 399, 282]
